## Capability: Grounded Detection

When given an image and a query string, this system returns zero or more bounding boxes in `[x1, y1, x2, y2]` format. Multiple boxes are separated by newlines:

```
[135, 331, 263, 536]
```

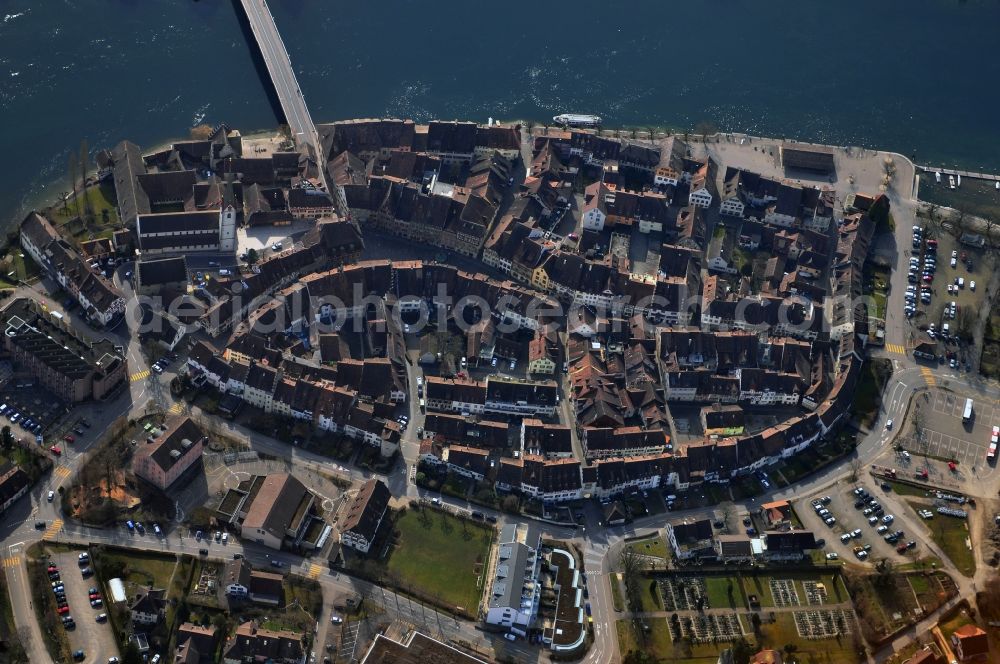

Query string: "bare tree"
[849, 457, 862, 483]
[79, 138, 92, 220]
[67, 150, 79, 218]
[695, 120, 718, 143]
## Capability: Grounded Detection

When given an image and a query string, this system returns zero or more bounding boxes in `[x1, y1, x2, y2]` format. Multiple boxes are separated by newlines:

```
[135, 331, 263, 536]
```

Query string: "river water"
[2, 0, 999, 229]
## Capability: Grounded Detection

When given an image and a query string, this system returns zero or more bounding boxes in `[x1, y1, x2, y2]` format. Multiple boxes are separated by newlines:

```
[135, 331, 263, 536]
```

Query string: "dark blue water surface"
[3, 0, 999, 228]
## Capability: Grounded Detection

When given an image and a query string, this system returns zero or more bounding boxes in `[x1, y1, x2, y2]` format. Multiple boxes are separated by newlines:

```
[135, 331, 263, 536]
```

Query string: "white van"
[218, 268, 231, 276]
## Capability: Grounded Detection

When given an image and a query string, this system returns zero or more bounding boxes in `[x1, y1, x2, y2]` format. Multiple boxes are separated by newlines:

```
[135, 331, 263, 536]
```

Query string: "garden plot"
[793, 609, 854, 639]
[769, 579, 801, 607]
[802, 580, 829, 605]
[675, 613, 745, 643]
[658, 577, 709, 611]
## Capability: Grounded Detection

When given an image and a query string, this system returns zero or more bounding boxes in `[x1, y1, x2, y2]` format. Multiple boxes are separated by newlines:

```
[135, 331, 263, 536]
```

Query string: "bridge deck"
[239, 0, 319, 156]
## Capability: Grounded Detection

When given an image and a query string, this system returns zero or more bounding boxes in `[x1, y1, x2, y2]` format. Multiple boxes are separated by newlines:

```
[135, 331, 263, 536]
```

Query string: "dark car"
[270, 560, 284, 568]
[80, 567, 93, 577]
[199, 549, 209, 556]
[73, 650, 85, 661]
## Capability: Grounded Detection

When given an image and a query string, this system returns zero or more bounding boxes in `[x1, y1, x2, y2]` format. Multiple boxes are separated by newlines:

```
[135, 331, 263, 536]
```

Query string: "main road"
[238, 0, 330, 194]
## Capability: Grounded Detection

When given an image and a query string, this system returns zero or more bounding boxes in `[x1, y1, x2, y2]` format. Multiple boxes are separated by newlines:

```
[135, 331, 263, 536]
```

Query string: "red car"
[57, 606, 70, 615]
[47, 566, 58, 573]
[88, 593, 100, 601]
[948, 461, 957, 472]
[64, 434, 75, 444]
[922, 275, 934, 283]
[49, 446, 61, 456]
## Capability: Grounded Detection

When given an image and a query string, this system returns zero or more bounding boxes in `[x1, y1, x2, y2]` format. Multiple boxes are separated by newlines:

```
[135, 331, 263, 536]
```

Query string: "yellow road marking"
[2, 556, 20, 569]
[920, 368, 937, 386]
[54, 466, 71, 479]
[886, 343, 906, 355]
[168, 403, 184, 414]
[42, 519, 64, 541]
[130, 370, 150, 383]
[307, 563, 322, 579]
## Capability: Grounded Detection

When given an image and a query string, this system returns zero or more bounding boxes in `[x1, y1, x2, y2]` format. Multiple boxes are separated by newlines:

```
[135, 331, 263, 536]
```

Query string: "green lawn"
[757, 614, 862, 664]
[907, 500, 976, 576]
[883, 481, 933, 497]
[907, 574, 930, 594]
[627, 536, 668, 560]
[97, 549, 177, 595]
[50, 181, 119, 227]
[937, 608, 977, 643]
[11, 251, 41, 282]
[704, 576, 742, 610]
[609, 573, 625, 612]
[638, 576, 662, 612]
[385, 507, 493, 614]
[743, 574, 775, 607]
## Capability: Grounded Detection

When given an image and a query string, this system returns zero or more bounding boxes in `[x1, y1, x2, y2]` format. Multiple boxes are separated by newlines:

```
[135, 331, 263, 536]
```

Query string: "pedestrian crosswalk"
[885, 343, 906, 355]
[168, 403, 184, 415]
[2, 556, 20, 569]
[54, 466, 71, 479]
[130, 369, 150, 383]
[306, 563, 322, 579]
[42, 518, 64, 541]
[920, 367, 937, 387]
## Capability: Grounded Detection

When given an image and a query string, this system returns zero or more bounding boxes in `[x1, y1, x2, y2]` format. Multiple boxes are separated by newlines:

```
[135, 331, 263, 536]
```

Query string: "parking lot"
[904, 224, 984, 347]
[895, 389, 1000, 477]
[51, 550, 119, 664]
[800, 484, 911, 562]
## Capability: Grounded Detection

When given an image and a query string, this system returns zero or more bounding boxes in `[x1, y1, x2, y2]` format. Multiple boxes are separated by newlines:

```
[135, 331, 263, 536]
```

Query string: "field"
[909, 502, 976, 577]
[385, 507, 493, 614]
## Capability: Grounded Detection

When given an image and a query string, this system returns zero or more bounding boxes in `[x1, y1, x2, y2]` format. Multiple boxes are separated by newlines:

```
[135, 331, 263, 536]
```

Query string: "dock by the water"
[916, 165, 1000, 183]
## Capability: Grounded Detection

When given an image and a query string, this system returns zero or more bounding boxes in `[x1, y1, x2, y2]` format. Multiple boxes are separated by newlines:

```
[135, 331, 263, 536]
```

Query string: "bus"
[963, 398, 974, 422]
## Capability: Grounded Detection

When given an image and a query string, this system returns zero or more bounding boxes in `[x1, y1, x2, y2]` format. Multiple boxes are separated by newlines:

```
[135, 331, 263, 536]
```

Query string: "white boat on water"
[553, 113, 602, 127]
[995, 181, 999, 190]
[957, 174, 962, 187]
[935, 172, 941, 183]
[949, 175, 956, 189]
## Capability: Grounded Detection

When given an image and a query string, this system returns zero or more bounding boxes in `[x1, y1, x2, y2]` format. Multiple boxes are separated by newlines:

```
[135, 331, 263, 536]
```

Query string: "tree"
[957, 307, 976, 340]
[849, 456, 862, 482]
[695, 120, 718, 143]
[246, 248, 259, 265]
[500, 494, 520, 514]
[618, 546, 646, 618]
[1, 425, 12, 450]
[873, 557, 895, 587]
[731, 637, 752, 664]
[122, 641, 142, 664]
[80, 138, 93, 220]
[67, 150, 79, 218]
